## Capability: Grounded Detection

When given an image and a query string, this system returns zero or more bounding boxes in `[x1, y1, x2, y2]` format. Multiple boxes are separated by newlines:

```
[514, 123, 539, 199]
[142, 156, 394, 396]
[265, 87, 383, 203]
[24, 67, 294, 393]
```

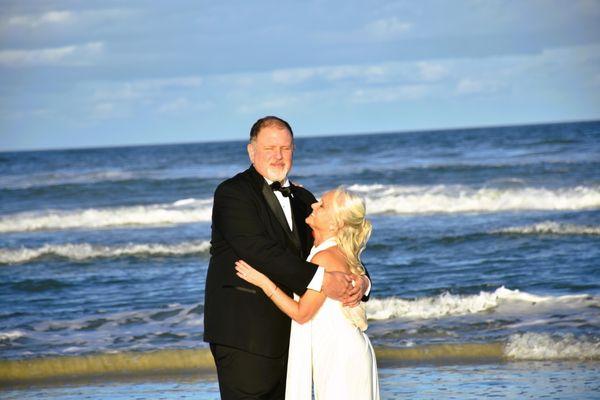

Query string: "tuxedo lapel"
[261, 183, 291, 233]
[247, 166, 302, 255]
[290, 191, 311, 259]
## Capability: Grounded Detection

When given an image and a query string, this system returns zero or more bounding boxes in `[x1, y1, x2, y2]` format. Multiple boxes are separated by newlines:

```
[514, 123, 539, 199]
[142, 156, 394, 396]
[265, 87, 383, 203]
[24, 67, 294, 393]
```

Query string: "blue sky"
[1, 0, 599, 151]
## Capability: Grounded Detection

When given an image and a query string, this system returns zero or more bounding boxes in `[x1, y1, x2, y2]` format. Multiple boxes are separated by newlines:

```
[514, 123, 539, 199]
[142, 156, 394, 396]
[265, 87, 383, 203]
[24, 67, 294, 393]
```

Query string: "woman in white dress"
[235, 187, 380, 400]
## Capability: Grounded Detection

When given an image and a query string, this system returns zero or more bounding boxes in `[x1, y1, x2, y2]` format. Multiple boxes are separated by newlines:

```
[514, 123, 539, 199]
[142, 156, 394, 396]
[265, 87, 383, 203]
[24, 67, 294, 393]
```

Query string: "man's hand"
[341, 275, 369, 307]
[322, 271, 354, 300]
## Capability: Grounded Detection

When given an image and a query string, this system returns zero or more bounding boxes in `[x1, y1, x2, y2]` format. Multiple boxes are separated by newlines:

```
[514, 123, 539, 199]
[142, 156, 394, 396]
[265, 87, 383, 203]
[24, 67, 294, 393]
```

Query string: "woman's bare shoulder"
[311, 247, 348, 273]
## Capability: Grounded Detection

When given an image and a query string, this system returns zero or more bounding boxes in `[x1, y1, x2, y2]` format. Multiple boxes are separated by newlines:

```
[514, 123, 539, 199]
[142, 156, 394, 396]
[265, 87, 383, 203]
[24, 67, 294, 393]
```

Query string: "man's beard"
[266, 166, 289, 182]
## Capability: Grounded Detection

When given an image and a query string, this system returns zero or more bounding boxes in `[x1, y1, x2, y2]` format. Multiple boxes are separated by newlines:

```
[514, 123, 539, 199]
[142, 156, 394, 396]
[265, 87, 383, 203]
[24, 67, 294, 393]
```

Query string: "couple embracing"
[203, 116, 379, 399]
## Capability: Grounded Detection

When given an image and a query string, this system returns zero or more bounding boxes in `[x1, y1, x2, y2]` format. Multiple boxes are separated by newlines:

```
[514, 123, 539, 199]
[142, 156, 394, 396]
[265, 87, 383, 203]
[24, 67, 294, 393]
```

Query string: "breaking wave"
[347, 184, 600, 215]
[0, 198, 213, 233]
[0, 241, 211, 265]
[366, 287, 598, 320]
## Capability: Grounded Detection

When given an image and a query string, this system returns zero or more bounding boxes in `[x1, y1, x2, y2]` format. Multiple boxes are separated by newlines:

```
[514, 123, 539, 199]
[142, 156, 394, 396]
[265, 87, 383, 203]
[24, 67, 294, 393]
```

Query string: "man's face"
[247, 126, 294, 182]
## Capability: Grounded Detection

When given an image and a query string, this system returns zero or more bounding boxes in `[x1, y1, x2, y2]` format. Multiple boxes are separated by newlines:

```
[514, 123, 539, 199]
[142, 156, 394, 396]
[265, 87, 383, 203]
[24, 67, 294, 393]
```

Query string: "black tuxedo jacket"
[203, 166, 319, 357]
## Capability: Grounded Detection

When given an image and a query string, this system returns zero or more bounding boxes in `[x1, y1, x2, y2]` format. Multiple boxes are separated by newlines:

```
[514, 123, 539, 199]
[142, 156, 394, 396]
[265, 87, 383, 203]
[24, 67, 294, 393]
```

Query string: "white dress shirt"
[265, 177, 325, 291]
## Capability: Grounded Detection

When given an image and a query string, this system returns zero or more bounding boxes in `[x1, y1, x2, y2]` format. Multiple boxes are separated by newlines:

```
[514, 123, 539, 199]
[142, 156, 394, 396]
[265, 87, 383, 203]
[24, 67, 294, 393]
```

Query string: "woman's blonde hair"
[330, 187, 372, 276]
[329, 187, 372, 331]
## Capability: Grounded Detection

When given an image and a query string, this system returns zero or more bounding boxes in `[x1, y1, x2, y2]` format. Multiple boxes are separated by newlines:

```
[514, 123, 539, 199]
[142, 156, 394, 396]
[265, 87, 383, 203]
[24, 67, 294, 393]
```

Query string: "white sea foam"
[348, 184, 600, 215]
[6, 185, 598, 233]
[366, 286, 598, 321]
[0, 330, 26, 342]
[496, 221, 600, 235]
[0, 240, 211, 265]
[0, 198, 213, 233]
[505, 332, 600, 360]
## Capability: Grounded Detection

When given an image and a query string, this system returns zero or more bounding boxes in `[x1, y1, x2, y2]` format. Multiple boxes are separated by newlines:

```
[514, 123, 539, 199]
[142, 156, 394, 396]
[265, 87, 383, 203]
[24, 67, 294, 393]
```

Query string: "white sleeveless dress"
[285, 238, 380, 400]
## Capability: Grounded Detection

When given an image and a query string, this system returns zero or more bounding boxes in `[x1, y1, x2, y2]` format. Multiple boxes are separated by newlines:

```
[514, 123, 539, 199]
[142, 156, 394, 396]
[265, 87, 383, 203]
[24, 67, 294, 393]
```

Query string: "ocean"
[1, 120, 599, 399]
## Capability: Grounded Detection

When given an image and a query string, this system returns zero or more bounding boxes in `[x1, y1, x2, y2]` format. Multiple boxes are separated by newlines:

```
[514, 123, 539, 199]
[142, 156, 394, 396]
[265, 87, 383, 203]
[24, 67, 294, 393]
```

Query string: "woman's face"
[306, 191, 338, 233]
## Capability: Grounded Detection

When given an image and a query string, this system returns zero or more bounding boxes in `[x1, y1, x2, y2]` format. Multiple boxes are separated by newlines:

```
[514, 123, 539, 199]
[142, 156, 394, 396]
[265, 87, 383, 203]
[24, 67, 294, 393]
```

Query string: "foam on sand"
[505, 332, 600, 360]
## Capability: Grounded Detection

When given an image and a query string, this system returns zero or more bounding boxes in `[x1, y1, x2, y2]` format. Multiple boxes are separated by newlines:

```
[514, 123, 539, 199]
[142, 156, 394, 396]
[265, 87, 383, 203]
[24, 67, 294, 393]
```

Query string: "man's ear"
[247, 142, 255, 164]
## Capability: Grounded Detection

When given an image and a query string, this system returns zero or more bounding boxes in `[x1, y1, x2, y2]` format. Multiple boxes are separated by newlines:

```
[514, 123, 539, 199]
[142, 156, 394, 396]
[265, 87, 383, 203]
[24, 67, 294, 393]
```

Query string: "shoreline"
[2, 362, 599, 400]
[3, 342, 600, 388]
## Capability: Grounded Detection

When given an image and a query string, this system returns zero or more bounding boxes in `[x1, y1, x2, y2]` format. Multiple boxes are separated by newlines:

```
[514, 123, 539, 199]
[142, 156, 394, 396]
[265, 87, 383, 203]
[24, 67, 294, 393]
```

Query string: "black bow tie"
[270, 181, 292, 197]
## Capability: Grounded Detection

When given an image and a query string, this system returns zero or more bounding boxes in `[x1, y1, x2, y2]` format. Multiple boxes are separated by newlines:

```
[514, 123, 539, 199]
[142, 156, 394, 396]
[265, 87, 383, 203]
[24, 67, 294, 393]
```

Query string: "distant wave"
[348, 184, 600, 215]
[505, 332, 600, 360]
[495, 221, 600, 235]
[0, 241, 211, 265]
[0, 169, 136, 190]
[0, 166, 244, 190]
[0, 198, 213, 233]
[366, 287, 598, 321]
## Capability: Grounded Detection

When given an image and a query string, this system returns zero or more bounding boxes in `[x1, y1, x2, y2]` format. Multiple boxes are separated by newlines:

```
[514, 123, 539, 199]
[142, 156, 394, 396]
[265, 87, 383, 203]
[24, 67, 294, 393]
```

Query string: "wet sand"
[2, 362, 599, 399]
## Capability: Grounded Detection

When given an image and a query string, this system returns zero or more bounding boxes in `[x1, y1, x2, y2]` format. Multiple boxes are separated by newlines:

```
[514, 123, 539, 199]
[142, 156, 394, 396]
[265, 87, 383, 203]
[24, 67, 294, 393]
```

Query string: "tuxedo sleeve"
[213, 181, 318, 295]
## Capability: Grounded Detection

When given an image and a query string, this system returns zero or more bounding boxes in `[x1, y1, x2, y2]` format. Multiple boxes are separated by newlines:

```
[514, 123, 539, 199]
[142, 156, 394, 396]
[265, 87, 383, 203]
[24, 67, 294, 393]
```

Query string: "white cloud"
[272, 68, 317, 85]
[88, 76, 206, 119]
[141, 77, 204, 90]
[364, 17, 412, 39]
[92, 102, 118, 119]
[7, 10, 73, 27]
[157, 97, 211, 114]
[93, 77, 203, 102]
[352, 84, 431, 103]
[0, 42, 104, 67]
[3, 8, 135, 31]
[417, 62, 448, 81]
[158, 97, 190, 113]
[271, 63, 392, 86]
[237, 95, 302, 114]
[456, 78, 502, 95]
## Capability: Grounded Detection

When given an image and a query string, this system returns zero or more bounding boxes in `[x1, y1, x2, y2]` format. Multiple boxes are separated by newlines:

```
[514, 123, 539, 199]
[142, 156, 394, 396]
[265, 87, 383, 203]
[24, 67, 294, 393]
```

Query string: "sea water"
[1, 121, 599, 398]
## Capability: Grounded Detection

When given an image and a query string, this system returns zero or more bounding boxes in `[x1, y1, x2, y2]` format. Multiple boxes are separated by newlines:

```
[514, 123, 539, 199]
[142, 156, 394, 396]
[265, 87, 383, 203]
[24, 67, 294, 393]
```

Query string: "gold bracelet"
[267, 286, 278, 298]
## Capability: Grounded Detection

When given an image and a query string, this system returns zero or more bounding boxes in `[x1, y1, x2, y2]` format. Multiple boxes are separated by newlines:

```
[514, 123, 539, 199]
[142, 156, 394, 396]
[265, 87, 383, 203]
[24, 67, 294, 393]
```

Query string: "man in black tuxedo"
[203, 116, 370, 399]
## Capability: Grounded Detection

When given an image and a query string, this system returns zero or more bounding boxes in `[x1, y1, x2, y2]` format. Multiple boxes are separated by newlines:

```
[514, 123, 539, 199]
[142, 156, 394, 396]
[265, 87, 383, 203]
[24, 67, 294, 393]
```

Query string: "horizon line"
[2, 117, 599, 154]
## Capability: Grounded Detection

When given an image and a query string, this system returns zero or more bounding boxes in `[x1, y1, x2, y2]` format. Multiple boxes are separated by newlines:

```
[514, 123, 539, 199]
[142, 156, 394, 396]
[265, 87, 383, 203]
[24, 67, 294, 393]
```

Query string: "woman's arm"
[235, 259, 325, 324]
